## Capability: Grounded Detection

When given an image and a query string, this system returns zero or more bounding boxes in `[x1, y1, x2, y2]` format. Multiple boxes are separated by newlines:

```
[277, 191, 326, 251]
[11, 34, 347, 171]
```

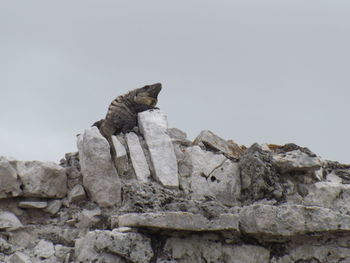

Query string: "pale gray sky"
[1, 0, 350, 163]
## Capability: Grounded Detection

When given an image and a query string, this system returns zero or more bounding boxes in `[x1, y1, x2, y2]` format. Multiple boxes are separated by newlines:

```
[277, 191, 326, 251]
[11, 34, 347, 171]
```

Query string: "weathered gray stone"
[0, 236, 13, 255]
[239, 143, 280, 202]
[192, 159, 241, 206]
[112, 212, 239, 232]
[0, 157, 21, 198]
[138, 110, 179, 188]
[16, 160, 67, 198]
[75, 208, 101, 229]
[224, 245, 270, 263]
[18, 201, 47, 209]
[77, 127, 121, 207]
[75, 230, 152, 263]
[9, 252, 32, 263]
[272, 149, 322, 173]
[101, 230, 153, 263]
[184, 146, 227, 178]
[44, 200, 62, 215]
[0, 211, 23, 231]
[34, 240, 55, 259]
[68, 184, 86, 203]
[8, 230, 37, 248]
[180, 146, 240, 204]
[112, 135, 129, 177]
[125, 132, 150, 182]
[300, 181, 350, 213]
[193, 130, 242, 158]
[75, 231, 126, 263]
[240, 204, 350, 239]
[54, 244, 73, 262]
[161, 235, 223, 262]
[168, 127, 188, 141]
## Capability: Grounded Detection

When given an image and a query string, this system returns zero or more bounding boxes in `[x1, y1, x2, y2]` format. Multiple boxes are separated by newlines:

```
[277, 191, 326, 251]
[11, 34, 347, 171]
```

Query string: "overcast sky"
[1, 0, 350, 163]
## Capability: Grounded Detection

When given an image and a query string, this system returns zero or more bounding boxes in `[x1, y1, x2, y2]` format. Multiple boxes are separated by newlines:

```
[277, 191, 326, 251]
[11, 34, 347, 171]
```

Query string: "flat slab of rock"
[0, 211, 23, 231]
[16, 160, 67, 198]
[138, 110, 179, 188]
[193, 130, 242, 158]
[240, 204, 350, 239]
[126, 132, 150, 182]
[77, 127, 121, 207]
[272, 149, 322, 173]
[112, 212, 239, 232]
[18, 201, 47, 209]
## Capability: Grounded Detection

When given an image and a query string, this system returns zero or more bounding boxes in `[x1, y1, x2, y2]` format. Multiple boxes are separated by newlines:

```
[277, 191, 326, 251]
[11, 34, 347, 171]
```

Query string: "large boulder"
[138, 110, 179, 188]
[16, 160, 67, 198]
[0, 157, 21, 198]
[77, 127, 121, 207]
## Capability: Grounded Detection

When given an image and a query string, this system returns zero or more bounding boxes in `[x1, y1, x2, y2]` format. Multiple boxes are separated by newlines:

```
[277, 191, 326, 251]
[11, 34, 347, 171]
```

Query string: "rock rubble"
[0, 109, 350, 262]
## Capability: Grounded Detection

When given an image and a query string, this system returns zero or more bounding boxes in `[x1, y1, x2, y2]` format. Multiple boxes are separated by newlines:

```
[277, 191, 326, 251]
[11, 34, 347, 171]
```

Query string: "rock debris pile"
[1, 109, 350, 262]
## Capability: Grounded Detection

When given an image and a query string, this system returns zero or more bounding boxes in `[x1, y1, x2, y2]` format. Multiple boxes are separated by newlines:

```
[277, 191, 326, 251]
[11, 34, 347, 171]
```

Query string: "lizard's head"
[133, 83, 162, 107]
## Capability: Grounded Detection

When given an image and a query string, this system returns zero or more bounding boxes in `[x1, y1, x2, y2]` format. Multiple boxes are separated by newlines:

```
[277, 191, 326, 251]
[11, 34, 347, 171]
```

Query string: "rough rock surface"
[77, 126, 122, 207]
[14, 159, 67, 198]
[1, 109, 350, 262]
[126, 132, 151, 182]
[138, 110, 179, 188]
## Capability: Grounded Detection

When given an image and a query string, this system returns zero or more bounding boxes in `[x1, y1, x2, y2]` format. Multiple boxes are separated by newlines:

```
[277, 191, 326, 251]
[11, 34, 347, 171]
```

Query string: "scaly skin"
[93, 83, 162, 163]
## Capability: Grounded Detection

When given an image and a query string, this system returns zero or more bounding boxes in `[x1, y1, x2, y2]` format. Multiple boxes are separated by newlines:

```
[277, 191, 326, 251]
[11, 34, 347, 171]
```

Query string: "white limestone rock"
[68, 184, 86, 203]
[0, 211, 23, 231]
[272, 149, 322, 173]
[44, 200, 62, 215]
[75, 230, 152, 263]
[34, 240, 55, 259]
[9, 252, 32, 263]
[16, 160, 67, 198]
[138, 110, 179, 188]
[75, 231, 126, 263]
[185, 146, 227, 178]
[112, 212, 239, 232]
[77, 127, 121, 207]
[112, 135, 130, 177]
[55, 244, 73, 262]
[239, 204, 350, 239]
[193, 130, 242, 158]
[126, 132, 150, 182]
[103, 230, 153, 263]
[18, 201, 47, 209]
[0, 157, 21, 198]
[75, 208, 101, 229]
[223, 245, 270, 263]
[161, 235, 223, 263]
[8, 230, 37, 249]
[301, 181, 350, 213]
[167, 127, 189, 142]
[180, 146, 240, 204]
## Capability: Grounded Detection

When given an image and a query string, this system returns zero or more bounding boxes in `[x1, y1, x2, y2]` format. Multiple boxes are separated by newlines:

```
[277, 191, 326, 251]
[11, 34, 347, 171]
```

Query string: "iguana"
[93, 83, 162, 162]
